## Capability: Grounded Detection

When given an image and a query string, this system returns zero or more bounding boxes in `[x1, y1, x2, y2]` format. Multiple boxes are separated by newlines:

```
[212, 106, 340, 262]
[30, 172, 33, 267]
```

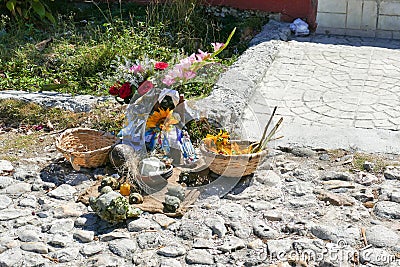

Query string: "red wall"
[206, 0, 317, 30]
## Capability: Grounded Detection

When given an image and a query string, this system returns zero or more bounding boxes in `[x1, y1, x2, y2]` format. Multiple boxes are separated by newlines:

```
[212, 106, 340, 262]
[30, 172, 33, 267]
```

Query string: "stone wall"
[317, 0, 400, 39]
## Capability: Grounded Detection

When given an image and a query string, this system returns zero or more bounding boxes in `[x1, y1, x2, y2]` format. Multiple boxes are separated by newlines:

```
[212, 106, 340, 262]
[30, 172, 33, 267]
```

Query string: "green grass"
[0, 1, 269, 98]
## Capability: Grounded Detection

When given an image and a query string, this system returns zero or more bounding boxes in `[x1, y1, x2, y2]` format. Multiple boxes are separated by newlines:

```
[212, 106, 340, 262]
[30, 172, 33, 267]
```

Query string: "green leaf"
[211, 27, 236, 58]
[45, 11, 56, 24]
[5, 0, 17, 12]
[31, 1, 45, 18]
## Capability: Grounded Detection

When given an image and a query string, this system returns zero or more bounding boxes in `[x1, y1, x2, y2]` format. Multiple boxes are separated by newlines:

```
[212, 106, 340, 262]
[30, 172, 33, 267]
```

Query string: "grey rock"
[20, 242, 48, 254]
[50, 247, 80, 263]
[137, 232, 163, 249]
[310, 225, 359, 245]
[0, 209, 29, 221]
[366, 225, 400, 248]
[267, 239, 293, 256]
[374, 201, 400, 219]
[254, 170, 281, 186]
[247, 239, 265, 249]
[80, 243, 104, 256]
[47, 184, 77, 200]
[99, 231, 130, 242]
[230, 221, 253, 239]
[288, 194, 318, 208]
[153, 214, 177, 228]
[291, 147, 316, 157]
[192, 238, 215, 249]
[18, 229, 40, 242]
[262, 210, 283, 221]
[157, 243, 186, 257]
[384, 166, 400, 180]
[321, 171, 353, 181]
[0, 160, 14, 174]
[218, 236, 245, 252]
[73, 229, 94, 243]
[355, 172, 379, 185]
[127, 217, 161, 232]
[360, 247, 394, 266]
[186, 249, 214, 265]
[0, 176, 14, 189]
[391, 191, 400, 203]
[351, 190, 374, 203]
[217, 203, 247, 221]
[5, 182, 31, 195]
[132, 250, 160, 266]
[253, 219, 279, 239]
[160, 258, 182, 267]
[48, 233, 73, 247]
[18, 195, 37, 209]
[247, 201, 274, 211]
[0, 195, 12, 209]
[178, 221, 212, 240]
[87, 254, 125, 267]
[286, 181, 313, 196]
[0, 248, 23, 266]
[322, 180, 355, 190]
[204, 216, 227, 237]
[49, 218, 75, 234]
[108, 238, 137, 258]
[319, 154, 330, 161]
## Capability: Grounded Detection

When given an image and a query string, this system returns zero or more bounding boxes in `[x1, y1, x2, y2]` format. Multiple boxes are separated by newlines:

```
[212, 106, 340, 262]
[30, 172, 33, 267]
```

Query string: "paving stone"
[5, 182, 31, 195]
[48, 233, 74, 248]
[127, 217, 161, 232]
[253, 219, 279, 239]
[49, 219, 75, 234]
[20, 242, 49, 254]
[374, 201, 400, 219]
[192, 238, 215, 249]
[108, 238, 137, 258]
[0, 195, 12, 209]
[186, 249, 214, 265]
[136, 232, 163, 249]
[160, 258, 182, 267]
[73, 229, 94, 243]
[366, 225, 400, 248]
[217, 235, 245, 252]
[153, 214, 177, 228]
[254, 170, 282, 186]
[99, 231, 130, 242]
[47, 184, 77, 200]
[80, 242, 104, 256]
[204, 216, 227, 237]
[157, 243, 186, 257]
[18, 229, 40, 242]
[50, 247, 80, 263]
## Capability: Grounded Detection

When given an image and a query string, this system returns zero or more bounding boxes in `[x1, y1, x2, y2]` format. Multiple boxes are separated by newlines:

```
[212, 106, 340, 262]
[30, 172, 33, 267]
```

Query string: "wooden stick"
[251, 106, 277, 153]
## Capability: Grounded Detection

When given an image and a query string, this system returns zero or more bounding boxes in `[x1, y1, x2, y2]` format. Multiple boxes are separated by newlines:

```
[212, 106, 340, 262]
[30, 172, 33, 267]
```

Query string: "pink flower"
[211, 42, 225, 52]
[154, 62, 169, 70]
[138, 80, 154, 95]
[196, 49, 210, 61]
[119, 82, 132, 99]
[184, 71, 196, 80]
[162, 76, 176, 86]
[129, 64, 143, 74]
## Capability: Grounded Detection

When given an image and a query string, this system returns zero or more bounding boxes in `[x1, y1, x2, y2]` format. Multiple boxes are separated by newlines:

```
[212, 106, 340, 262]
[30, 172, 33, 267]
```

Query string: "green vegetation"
[0, 1, 269, 97]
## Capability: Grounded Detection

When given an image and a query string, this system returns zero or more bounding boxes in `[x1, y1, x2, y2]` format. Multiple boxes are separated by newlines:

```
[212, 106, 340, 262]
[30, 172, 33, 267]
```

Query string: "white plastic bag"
[290, 18, 310, 36]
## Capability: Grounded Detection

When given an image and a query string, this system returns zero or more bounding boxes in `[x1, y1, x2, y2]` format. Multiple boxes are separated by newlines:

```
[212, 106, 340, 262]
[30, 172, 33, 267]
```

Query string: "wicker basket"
[56, 128, 120, 170]
[200, 141, 267, 177]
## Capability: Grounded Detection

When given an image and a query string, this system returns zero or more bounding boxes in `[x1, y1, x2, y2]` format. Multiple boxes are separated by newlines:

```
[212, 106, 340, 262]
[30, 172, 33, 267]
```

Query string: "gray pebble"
[47, 184, 77, 200]
[218, 235, 245, 252]
[50, 247, 80, 263]
[73, 229, 94, 243]
[48, 233, 74, 247]
[160, 258, 182, 267]
[0, 195, 12, 209]
[137, 232, 163, 249]
[0, 160, 14, 174]
[359, 247, 395, 266]
[186, 249, 214, 265]
[108, 238, 137, 258]
[18, 229, 40, 242]
[0, 248, 23, 267]
[127, 217, 161, 232]
[322, 171, 353, 181]
[5, 182, 31, 195]
[384, 166, 400, 180]
[374, 201, 400, 219]
[253, 219, 279, 239]
[291, 147, 316, 157]
[49, 219, 75, 234]
[99, 231, 130, 242]
[157, 243, 186, 257]
[80, 242, 104, 256]
[204, 216, 226, 237]
[0, 209, 30, 221]
[20, 242, 48, 254]
[0, 176, 14, 189]
[366, 225, 400, 248]
[391, 191, 400, 203]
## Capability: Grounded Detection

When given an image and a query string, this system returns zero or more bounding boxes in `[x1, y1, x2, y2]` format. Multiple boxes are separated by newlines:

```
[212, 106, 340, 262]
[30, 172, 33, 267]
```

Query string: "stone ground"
[0, 20, 400, 267]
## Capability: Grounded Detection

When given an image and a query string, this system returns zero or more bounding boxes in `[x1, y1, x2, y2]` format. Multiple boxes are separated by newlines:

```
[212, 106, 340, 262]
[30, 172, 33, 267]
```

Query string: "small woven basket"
[56, 128, 120, 170]
[200, 141, 267, 177]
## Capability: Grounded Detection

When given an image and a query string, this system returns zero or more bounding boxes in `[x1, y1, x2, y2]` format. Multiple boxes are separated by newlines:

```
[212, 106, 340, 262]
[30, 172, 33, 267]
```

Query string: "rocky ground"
[0, 137, 399, 267]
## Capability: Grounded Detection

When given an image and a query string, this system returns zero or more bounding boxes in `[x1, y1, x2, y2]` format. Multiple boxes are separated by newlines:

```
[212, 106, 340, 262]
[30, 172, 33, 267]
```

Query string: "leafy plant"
[4, 0, 56, 23]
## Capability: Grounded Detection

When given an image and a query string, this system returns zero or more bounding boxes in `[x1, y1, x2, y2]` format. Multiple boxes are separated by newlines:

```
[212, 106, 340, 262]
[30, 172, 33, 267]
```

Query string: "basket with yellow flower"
[201, 107, 283, 177]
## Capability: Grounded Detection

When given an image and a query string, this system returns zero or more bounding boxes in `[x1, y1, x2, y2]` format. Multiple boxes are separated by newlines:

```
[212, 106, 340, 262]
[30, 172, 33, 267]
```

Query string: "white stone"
[318, 0, 347, 13]
[378, 15, 400, 31]
[347, 0, 362, 29]
[380, 1, 400, 16]
[362, 0, 378, 30]
[317, 13, 347, 29]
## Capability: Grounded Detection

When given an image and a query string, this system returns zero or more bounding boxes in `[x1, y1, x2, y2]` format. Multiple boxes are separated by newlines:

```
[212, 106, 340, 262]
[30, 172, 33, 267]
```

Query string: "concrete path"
[240, 30, 400, 154]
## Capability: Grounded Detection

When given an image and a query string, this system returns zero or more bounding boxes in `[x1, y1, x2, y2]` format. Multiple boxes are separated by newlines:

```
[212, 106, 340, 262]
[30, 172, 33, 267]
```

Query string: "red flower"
[138, 80, 154, 95]
[109, 85, 119, 96]
[154, 62, 169, 70]
[119, 82, 132, 99]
